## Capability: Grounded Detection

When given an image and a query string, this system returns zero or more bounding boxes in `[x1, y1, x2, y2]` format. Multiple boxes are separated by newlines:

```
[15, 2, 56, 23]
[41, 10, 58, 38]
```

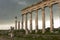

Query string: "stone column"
[42, 8, 45, 33]
[25, 13, 28, 34]
[18, 21, 20, 30]
[22, 14, 24, 30]
[30, 12, 32, 33]
[35, 10, 38, 33]
[15, 16, 17, 30]
[49, 5, 54, 32]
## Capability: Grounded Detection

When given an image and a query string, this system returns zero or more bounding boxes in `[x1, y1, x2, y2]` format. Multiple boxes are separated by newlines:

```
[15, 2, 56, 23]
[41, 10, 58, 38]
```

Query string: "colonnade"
[15, 16, 20, 30]
[21, 6, 54, 34]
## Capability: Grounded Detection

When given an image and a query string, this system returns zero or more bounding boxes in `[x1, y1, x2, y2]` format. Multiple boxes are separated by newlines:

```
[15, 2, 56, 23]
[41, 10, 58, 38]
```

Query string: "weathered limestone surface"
[30, 12, 32, 33]
[18, 21, 20, 30]
[21, 0, 60, 14]
[25, 14, 28, 34]
[21, 0, 60, 34]
[49, 5, 54, 32]
[42, 8, 45, 33]
[35, 10, 38, 33]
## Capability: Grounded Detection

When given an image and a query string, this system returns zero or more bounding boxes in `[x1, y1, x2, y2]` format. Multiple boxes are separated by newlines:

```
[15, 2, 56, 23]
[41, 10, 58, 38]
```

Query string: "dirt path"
[0, 36, 11, 40]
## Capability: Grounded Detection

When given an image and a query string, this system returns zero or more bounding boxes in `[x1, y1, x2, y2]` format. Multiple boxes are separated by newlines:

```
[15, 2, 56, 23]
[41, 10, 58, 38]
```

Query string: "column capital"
[41, 8, 45, 11]
[15, 16, 17, 19]
[49, 5, 53, 8]
[24, 13, 28, 15]
[34, 9, 38, 11]
[21, 14, 24, 16]
[28, 11, 32, 14]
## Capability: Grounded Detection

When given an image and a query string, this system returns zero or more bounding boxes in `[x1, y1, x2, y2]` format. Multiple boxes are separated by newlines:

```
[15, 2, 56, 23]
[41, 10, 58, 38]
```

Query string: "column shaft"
[25, 14, 27, 30]
[15, 16, 17, 30]
[22, 14, 24, 30]
[30, 12, 32, 33]
[35, 10, 38, 33]
[25, 14, 28, 34]
[15, 20, 17, 30]
[42, 8, 45, 33]
[50, 6, 54, 32]
[18, 21, 20, 30]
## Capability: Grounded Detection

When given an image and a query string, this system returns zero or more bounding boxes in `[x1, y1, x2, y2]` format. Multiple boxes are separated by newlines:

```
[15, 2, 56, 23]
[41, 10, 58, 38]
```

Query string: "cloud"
[10, 0, 28, 6]
[18, 1, 28, 5]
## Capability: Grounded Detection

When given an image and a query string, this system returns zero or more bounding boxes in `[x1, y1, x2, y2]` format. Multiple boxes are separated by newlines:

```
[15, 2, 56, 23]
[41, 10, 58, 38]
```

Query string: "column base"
[21, 28, 24, 30]
[42, 30, 45, 33]
[30, 30, 32, 33]
[35, 30, 38, 33]
[25, 30, 29, 35]
[50, 30, 54, 33]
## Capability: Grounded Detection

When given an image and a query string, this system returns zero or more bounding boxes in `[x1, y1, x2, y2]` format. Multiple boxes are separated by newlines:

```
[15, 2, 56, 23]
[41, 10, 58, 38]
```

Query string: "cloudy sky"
[0, 0, 60, 30]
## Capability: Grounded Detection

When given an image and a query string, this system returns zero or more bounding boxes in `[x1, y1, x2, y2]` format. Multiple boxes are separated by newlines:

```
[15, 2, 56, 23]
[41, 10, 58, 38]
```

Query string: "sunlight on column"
[32, 20, 35, 30]
[38, 21, 42, 29]
[54, 19, 60, 28]
[27, 20, 30, 30]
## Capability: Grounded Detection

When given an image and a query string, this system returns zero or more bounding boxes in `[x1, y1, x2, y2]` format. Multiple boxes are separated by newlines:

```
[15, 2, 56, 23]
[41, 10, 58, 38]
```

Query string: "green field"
[0, 34, 60, 40]
[0, 28, 60, 40]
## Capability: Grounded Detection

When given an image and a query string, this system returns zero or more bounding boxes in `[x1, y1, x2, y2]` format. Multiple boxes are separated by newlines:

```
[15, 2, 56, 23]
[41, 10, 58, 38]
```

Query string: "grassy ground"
[0, 35, 60, 40]
[0, 29, 60, 40]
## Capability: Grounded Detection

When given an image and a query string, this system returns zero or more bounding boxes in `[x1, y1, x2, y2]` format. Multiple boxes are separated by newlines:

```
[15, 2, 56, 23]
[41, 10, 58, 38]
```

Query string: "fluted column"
[30, 12, 32, 33]
[15, 16, 17, 30]
[35, 10, 38, 33]
[49, 5, 54, 32]
[42, 8, 45, 33]
[22, 14, 24, 30]
[18, 21, 20, 30]
[25, 13, 28, 34]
